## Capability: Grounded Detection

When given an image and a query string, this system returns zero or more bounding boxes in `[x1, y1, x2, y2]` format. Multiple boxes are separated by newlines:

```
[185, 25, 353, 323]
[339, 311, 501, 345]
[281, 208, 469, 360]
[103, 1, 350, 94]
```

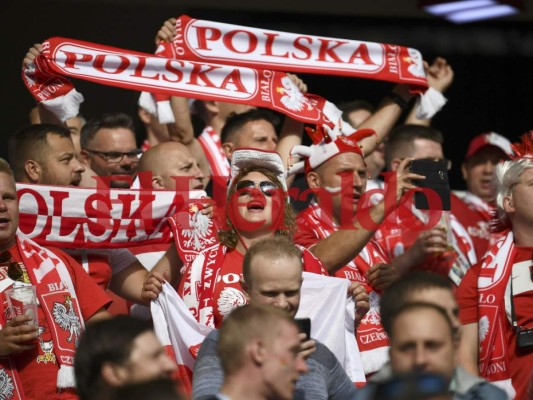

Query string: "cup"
[5, 285, 38, 326]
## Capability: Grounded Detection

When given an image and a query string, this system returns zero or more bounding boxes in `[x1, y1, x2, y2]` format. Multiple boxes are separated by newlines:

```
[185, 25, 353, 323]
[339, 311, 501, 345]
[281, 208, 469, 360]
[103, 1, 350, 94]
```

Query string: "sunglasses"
[235, 180, 279, 197]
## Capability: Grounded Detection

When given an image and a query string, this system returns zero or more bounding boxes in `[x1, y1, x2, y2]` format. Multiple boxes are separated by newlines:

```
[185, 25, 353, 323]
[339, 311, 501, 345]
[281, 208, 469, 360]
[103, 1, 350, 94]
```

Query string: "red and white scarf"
[23, 37, 356, 140]
[140, 15, 445, 125]
[297, 199, 390, 375]
[16, 183, 208, 249]
[477, 231, 516, 398]
[197, 126, 231, 178]
[0, 236, 84, 399]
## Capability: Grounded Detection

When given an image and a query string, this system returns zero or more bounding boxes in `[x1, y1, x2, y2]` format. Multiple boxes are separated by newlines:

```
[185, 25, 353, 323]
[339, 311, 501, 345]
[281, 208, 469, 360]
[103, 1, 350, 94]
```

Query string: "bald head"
[137, 142, 205, 190]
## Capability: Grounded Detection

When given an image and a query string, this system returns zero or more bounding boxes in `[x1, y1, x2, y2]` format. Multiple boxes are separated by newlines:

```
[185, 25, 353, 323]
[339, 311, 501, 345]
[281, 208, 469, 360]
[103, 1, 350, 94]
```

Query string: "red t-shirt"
[457, 247, 533, 399]
[1, 244, 111, 400]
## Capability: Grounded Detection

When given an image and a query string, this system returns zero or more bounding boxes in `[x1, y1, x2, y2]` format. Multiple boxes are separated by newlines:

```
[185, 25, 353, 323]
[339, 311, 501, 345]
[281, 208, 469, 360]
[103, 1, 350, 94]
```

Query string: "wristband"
[386, 92, 409, 111]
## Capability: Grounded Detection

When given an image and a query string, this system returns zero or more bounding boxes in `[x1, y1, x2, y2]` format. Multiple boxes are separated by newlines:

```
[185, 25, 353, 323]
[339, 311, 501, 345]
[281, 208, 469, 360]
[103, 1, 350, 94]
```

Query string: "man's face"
[246, 255, 302, 318]
[233, 120, 278, 152]
[157, 147, 205, 191]
[263, 321, 308, 400]
[311, 152, 367, 225]
[505, 167, 533, 225]
[408, 288, 460, 338]
[0, 173, 19, 251]
[83, 128, 139, 188]
[119, 331, 176, 384]
[40, 134, 85, 186]
[389, 307, 456, 382]
[462, 147, 506, 203]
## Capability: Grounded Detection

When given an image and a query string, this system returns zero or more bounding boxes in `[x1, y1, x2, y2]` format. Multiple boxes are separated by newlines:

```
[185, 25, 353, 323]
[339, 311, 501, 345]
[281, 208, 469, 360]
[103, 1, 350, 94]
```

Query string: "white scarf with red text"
[23, 37, 358, 141]
[141, 15, 445, 124]
[297, 199, 390, 375]
[16, 183, 208, 249]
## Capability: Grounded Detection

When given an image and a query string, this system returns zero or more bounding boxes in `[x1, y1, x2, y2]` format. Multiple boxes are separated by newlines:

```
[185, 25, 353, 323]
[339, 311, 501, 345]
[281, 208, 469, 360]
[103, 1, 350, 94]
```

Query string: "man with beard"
[79, 113, 141, 188]
[9, 123, 149, 315]
[8, 124, 85, 187]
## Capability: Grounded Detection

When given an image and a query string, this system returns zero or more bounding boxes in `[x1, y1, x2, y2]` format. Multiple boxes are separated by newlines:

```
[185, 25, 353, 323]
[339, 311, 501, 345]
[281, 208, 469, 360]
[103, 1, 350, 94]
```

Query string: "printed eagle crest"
[180, 211, 215, 251]
[52, 296, 82, 347]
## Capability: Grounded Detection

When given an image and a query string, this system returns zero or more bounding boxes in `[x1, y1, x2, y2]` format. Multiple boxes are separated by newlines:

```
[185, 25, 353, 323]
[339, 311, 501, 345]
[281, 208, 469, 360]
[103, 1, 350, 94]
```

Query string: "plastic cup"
[5, 285, 38, 326]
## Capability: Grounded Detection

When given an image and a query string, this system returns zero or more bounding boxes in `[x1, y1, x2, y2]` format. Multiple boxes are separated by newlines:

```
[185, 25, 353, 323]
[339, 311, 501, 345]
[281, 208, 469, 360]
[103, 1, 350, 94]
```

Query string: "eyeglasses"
[235, 180, 279, 197]
[85, 149, 142, 163]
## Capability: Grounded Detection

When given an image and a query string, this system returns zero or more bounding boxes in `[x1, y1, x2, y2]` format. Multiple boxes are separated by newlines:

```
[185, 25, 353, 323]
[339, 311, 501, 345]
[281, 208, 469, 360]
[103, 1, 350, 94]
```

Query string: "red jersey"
[1, 244, 110, 400]
[457, 246, 533, 399]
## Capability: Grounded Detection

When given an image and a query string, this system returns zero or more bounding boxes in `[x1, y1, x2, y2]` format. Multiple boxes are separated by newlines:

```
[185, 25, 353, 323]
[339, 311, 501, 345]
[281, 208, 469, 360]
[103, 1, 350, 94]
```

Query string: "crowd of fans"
[0, 15, 531, 400]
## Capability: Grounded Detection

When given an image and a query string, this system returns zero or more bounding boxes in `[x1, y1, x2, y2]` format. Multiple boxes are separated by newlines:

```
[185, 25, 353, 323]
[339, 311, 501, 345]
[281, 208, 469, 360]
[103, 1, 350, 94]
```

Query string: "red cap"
[465, 132, 513, 159]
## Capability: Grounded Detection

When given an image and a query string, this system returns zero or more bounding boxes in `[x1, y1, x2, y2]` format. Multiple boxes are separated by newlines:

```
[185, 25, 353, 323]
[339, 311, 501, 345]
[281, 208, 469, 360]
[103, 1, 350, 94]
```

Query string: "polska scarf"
[0, 236, 84, 399]
[16, 183, 208, 249]
[141, 15, 445, 124]
[23, 37, 357, 140]
[297, 199, 390, 375]
[477, 231, 516, 398]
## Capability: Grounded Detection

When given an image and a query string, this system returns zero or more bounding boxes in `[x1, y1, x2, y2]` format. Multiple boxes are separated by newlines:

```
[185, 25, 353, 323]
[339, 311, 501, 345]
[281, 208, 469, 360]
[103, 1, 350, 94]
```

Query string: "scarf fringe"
[138, 91, 157, 114]
[157, 100, 175, 124]
[415, 87, 447, 120]
[360, 346, 389, 375]
[42, 89, 84, 122]
[57, 365, 76, 389]
[138, 92, 176, 124]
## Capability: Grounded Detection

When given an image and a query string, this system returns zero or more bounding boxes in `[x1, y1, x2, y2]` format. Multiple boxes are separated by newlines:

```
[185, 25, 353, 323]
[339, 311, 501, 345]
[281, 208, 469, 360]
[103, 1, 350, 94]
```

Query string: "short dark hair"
[74, 315, 152, 400]
[80, 112, 135, 149]
[220, 108, 279, 145]
[385, 124, 444, 169]
[8, 123, 72, 181]
[380, 271, 453, 335]
[218, 304, 295, 376]
[243, 236, 302, 288]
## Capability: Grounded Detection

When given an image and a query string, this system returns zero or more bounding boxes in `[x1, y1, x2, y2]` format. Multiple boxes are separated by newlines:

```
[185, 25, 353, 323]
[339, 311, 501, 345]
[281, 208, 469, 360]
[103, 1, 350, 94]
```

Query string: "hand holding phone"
[294, 317, 311, 341]
[409, 159, 451, 211]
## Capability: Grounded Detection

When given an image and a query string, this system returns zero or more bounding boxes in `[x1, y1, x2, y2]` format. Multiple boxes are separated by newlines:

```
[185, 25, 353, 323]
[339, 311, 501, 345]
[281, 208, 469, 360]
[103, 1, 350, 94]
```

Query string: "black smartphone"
[410, 158, 451, 211]
[294, 317, 311, 340]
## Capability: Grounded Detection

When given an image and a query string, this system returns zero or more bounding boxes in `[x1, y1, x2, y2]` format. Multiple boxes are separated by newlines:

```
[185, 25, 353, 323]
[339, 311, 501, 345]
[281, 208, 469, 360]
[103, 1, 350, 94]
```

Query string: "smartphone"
[294, 317, 311, 340]
[410, 159, 451, 211]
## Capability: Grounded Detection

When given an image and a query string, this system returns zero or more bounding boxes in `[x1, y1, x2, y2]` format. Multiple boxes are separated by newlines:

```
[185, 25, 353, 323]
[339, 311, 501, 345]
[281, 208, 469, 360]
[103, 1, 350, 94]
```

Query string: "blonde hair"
[494, 158, 533, 228]
[217, 304, 294, 376]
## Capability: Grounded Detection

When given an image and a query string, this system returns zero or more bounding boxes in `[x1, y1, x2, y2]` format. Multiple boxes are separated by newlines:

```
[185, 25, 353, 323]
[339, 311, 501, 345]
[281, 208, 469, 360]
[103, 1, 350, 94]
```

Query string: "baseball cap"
[465, 132, 513, 159]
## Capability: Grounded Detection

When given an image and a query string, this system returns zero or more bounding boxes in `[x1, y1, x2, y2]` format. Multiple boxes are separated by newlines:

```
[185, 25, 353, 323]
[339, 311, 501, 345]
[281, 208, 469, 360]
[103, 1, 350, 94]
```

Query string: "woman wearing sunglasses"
[141, 148, 327, 329]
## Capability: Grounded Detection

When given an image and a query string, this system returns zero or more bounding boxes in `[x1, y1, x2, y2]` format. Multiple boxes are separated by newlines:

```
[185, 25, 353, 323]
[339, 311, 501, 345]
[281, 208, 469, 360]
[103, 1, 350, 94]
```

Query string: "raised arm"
[311, 158, 423, 274]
